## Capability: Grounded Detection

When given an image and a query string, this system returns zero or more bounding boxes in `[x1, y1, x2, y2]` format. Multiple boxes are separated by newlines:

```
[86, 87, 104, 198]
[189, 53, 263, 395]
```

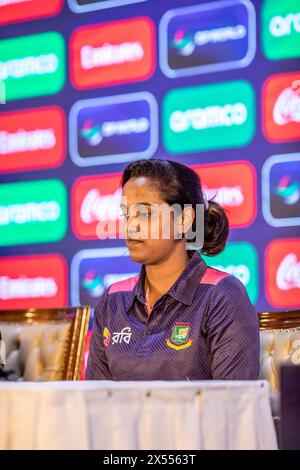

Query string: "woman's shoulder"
[93, 274, 140, 324]
[203, 267, 256, 319]
[106, 274, 140, 295]
[200, 266, 252, 304]
[200, 267, 257, 330]
[95, 274, 140, 309]
[200, 266, 244, 289]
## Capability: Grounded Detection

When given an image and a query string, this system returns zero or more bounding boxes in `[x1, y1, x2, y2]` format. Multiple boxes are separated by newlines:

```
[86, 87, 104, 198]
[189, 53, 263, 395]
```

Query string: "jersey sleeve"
[86, 289, 113, 380]
[205, 275, 260, 380]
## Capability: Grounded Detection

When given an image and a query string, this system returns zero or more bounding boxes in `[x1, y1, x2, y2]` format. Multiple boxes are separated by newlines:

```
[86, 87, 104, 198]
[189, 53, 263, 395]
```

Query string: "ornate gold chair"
[259, 310, 300, 393]
[0, 307, 90, 381]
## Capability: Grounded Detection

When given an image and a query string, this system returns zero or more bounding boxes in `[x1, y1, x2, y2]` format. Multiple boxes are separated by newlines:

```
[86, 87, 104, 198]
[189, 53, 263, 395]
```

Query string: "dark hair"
[121, 159, 229, 256]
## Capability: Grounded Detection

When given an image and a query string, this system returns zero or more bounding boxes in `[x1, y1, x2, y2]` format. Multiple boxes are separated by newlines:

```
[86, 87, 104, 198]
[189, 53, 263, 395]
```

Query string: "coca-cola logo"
[276, 253, 300, 290]
[72, 174, 123, 240]
[263, 72, 300, 142]
[266, 239, 300, 308]
[80, 188, 122, 224]
[273, 86, 300, 125]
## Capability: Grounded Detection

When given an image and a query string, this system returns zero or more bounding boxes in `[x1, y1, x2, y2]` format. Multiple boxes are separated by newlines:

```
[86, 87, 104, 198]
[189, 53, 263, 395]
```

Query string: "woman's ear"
[174, 206, 195, 239]
[181, 206, 195, 235]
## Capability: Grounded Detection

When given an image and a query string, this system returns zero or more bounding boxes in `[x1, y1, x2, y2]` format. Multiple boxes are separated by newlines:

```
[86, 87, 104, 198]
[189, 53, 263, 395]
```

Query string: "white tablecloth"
[0, 380, 278, 450]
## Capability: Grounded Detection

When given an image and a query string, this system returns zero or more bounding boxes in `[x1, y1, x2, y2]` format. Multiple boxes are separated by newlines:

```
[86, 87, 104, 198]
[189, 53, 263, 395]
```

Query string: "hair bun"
[202, 200, 229, 256]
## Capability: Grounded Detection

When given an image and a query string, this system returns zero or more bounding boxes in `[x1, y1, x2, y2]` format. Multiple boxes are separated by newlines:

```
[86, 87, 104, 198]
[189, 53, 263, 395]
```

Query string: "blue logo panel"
[71, 247, 140, 307]
[68, 0, 147, 13]
[69, 92, 158, 166]
[160, 0, 256, 77]
[262, 153, 300, 227]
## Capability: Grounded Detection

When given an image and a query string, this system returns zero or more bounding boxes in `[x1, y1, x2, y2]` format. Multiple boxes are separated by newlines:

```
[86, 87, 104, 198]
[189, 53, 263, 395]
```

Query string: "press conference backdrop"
[0, 0, 299, 330]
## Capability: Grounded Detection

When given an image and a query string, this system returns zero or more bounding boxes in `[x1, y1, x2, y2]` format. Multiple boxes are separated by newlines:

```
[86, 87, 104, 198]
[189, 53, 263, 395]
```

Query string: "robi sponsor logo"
[265, 239, 300, 308]
[72, 174, 123, 240]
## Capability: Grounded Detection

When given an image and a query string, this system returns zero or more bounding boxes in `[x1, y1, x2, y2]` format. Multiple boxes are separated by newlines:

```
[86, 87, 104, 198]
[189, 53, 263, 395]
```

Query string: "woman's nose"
[126, 216, 140, 232]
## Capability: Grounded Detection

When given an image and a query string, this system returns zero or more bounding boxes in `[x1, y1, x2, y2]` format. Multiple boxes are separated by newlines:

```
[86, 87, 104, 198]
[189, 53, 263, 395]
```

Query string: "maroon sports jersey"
[86, 251, 260, 381]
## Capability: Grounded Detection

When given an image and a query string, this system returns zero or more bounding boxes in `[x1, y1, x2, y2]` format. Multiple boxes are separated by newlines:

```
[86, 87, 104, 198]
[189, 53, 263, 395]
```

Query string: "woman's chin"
[126, 242, 147, 262]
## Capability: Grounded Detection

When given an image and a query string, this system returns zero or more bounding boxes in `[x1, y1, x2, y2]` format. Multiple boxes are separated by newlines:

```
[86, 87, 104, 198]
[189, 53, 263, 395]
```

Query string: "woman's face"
[121, 176, 182, 265]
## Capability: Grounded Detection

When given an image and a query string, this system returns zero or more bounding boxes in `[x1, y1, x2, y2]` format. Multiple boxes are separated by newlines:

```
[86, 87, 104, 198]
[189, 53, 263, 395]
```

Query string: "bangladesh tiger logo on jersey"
[166, 322, 193, 350]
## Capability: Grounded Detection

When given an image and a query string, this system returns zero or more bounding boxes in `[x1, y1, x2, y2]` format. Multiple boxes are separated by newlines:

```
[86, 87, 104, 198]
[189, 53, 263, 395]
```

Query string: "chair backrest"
[259, 310, 300, 393]
[0, 306, 90, 381]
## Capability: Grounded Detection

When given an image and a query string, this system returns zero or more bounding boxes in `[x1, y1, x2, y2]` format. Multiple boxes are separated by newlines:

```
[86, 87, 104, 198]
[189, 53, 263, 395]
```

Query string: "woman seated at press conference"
[86, 159, 260, 381]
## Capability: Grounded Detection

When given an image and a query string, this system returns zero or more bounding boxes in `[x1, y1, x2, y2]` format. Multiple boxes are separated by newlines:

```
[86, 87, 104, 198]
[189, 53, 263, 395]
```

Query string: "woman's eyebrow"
[121, 202, 153, 208]
[135, 202, 152, 207]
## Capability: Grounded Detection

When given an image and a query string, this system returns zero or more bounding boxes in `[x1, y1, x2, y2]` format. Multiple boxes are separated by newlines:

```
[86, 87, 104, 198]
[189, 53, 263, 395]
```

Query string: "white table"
[0, 380, 278, 450]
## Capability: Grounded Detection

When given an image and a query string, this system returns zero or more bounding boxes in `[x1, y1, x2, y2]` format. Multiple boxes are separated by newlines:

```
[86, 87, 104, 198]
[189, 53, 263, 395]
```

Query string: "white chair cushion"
[259, 329, 300, 392]
[0, 322, 71, 381]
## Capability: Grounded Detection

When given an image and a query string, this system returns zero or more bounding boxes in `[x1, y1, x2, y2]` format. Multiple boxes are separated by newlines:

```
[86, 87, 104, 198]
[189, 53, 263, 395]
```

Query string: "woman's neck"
[144, 246, 190, 307]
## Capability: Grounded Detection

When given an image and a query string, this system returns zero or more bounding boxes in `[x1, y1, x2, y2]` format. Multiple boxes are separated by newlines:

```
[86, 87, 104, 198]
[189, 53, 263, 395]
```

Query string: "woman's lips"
[127, 239, 144, 244]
